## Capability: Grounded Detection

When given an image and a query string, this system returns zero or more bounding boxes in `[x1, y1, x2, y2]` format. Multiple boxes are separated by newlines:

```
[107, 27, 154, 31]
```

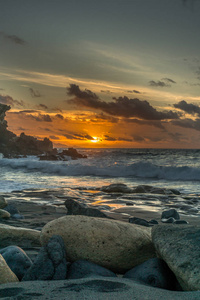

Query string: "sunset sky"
[1, 0, 200, 148]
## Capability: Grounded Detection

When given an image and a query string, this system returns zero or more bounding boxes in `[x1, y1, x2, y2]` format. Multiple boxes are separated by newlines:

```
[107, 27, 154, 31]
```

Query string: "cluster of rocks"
[0, 196, 24, 221]
[129, 208, 188, 227]
[1, 214, 200, 292]
[38, 148, 87, 161]
[0, 103, 86, 160]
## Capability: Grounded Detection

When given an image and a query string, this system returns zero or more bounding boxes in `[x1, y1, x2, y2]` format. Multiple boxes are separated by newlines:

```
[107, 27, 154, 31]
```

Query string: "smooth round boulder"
[0, 209, 10, 219]
[161, 209, 180, 220]
[40, 215, 155, 273]
[0, 254, 19, 284]
[0, 196, 7, 209]
[0, 246, 32, 280]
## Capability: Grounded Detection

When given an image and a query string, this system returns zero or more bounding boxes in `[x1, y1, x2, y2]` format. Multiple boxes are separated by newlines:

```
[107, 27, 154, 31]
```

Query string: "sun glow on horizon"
[90, 136, 101, 143]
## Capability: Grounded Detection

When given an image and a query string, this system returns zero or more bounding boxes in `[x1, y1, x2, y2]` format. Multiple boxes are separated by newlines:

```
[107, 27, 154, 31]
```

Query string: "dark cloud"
[64, 132, 94, 140]
[0, 88, 5, 91]
[49, 135, 60, 140]
[39, 127, 51, 131]
[104, 135, 132, 142]
[127, 90, 141, 94]
[67, 84, 179, 120]
[174, 100, 200, 116]
[55, 114, 64, 120]
[0, 95, 24, 107]
[37, 104, 48, 110]
[0, 31, 26, 45]
[101, 90, 112, 94]
[18, 110, 39, 113]
[32, 114, 52, 122]
[172, 118, 200, 131]
[132, 135, 145, 142]
[124, 118, 165, 129]
[52, 107, 63, 113]
[18, 127, 25, 131]
[162, 78, 177, 84]
[149, 80, 170, 87]
[29, 88, 42, 98]
[90, 113, 119, 123]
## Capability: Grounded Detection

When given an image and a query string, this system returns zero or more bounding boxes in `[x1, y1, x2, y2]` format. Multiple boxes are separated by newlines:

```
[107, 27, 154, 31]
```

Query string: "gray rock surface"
[101, 183, 133, 193]
[67, 260, 117, 279]
[123, 257, 181, 290]
[1, 277, 200, 300]
[161, 209, 180, 220]
[65, 198, 109, 218]
[129, 217, 150, 227]
[23, 235, 67, 281]
[40, 215, 155, 273]
[0, 246, 32, 281]
[152, 225, 200, 291]
[0, 209, 10, 219]
[0, 224, 40, 248]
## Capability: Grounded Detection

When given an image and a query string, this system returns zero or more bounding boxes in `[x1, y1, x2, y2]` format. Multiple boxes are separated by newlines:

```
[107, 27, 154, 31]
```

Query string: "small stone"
[0, 195, 7, 209]
[100, 183, 133, 193]
[67, 260, 117, 279]
[161, 209, 180, 220]
[0, 246, 32, 281]
[129, 217, 150, 227]
[149, 219, 159, 225]
[174, 220, 188, 225]
[0, 209, 10, 219]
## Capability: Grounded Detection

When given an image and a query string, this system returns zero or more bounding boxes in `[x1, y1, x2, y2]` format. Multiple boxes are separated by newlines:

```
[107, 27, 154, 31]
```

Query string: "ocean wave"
[1, 157, 200, 181]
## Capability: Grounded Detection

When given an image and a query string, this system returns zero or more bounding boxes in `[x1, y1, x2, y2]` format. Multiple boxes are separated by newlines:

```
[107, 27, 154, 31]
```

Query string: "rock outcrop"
[40, 215, 155, 273]
[152, 225, 200, 291]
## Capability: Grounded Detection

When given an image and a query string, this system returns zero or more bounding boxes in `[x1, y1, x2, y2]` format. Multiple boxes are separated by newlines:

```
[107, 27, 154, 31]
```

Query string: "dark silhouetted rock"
[161, 209, 180, 220]
[132, 185, 180, 195]
[4, 204, 24, 219]
[129, 217, 150, 227]
[67, 260, 117, 279]
[22, 235, 67, 281]
[174, 220, 188, 224]
[65, 198, 110, 218]
[101, 183, 133, 193]
[149, 219, 159, 225]
[0, 246, 32, 281]
[123, 258, 181, 291]
[39, 148, 87, 161]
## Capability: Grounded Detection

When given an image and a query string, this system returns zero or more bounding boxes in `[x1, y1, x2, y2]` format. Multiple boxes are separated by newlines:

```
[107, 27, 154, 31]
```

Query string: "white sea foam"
[1, 156, 200, 181]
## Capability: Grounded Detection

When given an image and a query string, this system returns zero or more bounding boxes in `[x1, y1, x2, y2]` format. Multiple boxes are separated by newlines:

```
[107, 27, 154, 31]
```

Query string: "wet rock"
[161, 209, 180, 220]
[0, 196, 7, 209]
[64, 198, 109, 218]
[161, 217, 175, 224]
[129, 217, 150, 227]
[0, 209, 10, 219]
[152, 225, 200, 291]
[123, 258, 180, 290]
[0, 254, 19, 284]
[0, 246, 32, 281]
[40, 215, 155, 273]
[0, 224, 40, 248]
[149, 219, 159, 225]
[67, 260, 117, 279]
[23, 235, 67, 281]
[3, 203, 24, 219]
[174, 220, 188, 225]
[100, 183, 133, 193]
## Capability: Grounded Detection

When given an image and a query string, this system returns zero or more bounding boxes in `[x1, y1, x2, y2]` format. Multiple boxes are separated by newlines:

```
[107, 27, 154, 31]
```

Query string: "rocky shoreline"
[0, 184, 200, 298]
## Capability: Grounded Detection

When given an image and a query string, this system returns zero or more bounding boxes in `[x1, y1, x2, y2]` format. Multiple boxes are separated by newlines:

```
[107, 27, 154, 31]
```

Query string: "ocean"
[1, 148, 200, 215]
[1, 148, 200, 193]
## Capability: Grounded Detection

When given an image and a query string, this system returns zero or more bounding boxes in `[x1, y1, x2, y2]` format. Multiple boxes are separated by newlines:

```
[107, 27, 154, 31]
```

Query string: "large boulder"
[0, 196, 7, 209]
[0, 246, 32, 281]
[152, 225, 200, 291]
[0, 224, 40, 248]
[0, 254, 19, 284]
[101, 183, 133, 193]
[40, 216, 155, 273]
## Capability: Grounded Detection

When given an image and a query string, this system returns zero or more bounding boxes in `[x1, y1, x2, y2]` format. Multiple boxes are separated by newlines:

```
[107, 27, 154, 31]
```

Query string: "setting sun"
[90, 137, 101, 143]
